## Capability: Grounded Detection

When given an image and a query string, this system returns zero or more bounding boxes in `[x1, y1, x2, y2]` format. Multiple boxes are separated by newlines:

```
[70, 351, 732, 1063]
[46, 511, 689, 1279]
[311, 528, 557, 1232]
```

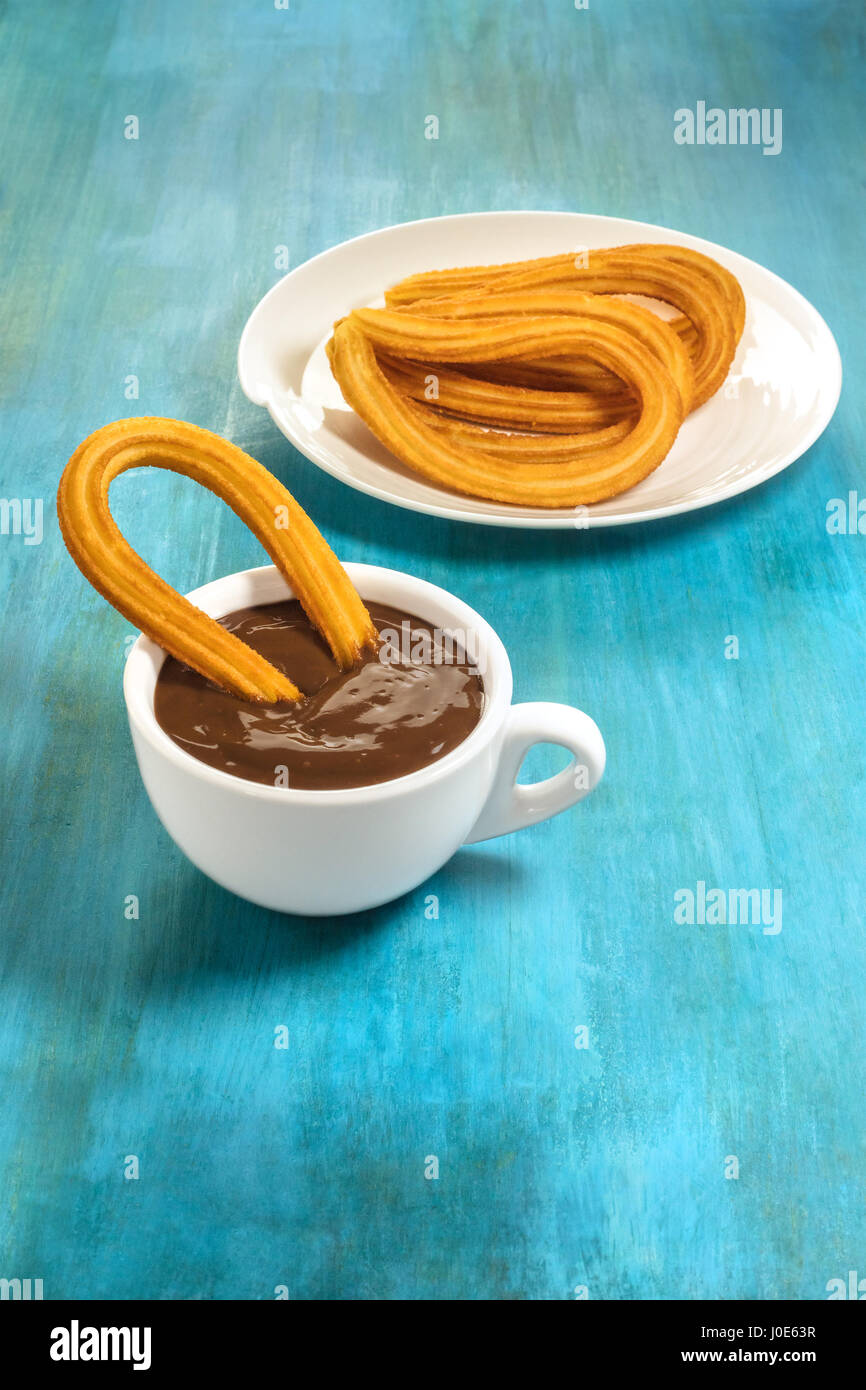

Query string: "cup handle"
[464, 702, 606, 845]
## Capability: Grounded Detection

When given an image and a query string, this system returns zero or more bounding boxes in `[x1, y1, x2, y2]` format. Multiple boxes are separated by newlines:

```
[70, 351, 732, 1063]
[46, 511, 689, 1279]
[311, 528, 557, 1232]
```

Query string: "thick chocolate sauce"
[153, 601, 485, 790]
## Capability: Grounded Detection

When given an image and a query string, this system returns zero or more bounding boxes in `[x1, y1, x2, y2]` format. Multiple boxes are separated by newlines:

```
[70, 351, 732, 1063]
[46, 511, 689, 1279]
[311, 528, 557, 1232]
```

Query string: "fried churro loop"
[385, 243, 743, 410]
[329, 313, 683, 506]
[58, 417, 378, 702]
[386, 290, 694, 411]
[327, 242, 743, 507]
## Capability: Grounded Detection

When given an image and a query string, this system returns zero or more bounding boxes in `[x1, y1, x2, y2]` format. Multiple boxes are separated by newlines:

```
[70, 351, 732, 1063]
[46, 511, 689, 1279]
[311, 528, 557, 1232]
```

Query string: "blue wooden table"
[2, 0, 863, 1300]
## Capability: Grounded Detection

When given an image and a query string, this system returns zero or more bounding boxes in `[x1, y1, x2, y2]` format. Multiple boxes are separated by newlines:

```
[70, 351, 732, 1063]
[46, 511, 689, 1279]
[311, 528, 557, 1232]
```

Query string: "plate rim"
[237, 209, 843, 531]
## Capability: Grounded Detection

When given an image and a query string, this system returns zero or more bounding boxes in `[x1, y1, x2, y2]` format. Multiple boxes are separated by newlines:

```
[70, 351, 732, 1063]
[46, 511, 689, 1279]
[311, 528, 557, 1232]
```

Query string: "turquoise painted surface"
[1, 0, 864, 1300]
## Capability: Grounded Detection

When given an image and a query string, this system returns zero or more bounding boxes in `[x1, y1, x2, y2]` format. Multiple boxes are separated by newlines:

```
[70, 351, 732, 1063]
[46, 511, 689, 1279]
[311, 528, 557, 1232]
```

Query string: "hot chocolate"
[154, 600, 485, 790]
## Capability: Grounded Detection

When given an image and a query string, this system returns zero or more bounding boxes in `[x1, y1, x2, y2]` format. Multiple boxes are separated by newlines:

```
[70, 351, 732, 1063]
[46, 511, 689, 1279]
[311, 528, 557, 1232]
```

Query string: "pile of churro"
[58, 418, 378, 700]
[327, 244, 745, 507]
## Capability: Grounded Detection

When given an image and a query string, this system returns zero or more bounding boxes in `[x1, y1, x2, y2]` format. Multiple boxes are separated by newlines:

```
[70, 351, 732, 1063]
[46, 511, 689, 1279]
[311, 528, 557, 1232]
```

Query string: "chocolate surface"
[153, 600, 485, 790]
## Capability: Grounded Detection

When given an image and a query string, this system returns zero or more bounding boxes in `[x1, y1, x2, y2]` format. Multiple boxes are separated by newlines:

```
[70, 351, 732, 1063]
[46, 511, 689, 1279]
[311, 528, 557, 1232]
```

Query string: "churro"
[385, 243, 742, 409]
[326, 241, 744, 508]
[329, 315, 683, 506]
[383, 291, 694, 411]
[58, 417, 378, 701]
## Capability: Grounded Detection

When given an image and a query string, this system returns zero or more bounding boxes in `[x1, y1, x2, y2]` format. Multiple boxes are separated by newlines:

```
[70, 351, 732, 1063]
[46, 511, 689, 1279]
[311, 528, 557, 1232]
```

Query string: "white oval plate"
[237, 211, 841, 530]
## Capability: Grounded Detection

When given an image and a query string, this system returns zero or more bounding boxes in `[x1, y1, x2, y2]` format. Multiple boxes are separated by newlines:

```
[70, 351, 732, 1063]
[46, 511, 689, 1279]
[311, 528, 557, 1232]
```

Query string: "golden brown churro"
[330, 314, 683, 506]
[326, 241, 744, 507]
[384, 291, 694, 411]
[58, 418, 378, 701]
[385, 243, 743, 410]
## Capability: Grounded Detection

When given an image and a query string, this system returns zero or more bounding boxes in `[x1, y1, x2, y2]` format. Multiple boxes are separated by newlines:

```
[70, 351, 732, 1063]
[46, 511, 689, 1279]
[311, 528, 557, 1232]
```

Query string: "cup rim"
[123, 562, 513, 805]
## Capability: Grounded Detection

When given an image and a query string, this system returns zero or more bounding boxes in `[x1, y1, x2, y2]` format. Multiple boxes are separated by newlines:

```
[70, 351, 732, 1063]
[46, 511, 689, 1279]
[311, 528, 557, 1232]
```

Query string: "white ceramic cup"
[123, 564, 606, 916]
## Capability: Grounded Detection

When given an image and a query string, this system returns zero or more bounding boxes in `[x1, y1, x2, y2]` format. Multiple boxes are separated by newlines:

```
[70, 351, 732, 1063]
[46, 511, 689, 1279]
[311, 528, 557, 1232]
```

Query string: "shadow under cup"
[123, 563, 604, 916]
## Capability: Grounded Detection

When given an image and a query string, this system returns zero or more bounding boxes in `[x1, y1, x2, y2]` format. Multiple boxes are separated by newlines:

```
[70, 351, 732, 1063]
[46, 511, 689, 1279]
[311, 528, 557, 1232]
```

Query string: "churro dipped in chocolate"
[58, 417, 378, 701]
